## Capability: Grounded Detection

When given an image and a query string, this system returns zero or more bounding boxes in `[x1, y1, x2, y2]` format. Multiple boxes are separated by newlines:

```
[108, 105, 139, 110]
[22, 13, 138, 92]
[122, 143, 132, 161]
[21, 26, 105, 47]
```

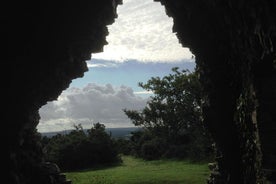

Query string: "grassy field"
[66, 156, 210, 184]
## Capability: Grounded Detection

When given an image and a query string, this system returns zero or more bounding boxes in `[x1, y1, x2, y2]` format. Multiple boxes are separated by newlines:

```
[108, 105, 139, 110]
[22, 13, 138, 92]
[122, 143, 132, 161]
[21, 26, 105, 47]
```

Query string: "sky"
[37, 0, 195, 133]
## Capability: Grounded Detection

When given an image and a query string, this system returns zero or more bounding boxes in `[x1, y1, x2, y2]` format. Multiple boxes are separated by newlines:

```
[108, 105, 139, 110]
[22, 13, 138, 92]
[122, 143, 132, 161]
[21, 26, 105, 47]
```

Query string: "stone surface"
[4, 1, 121, 184]
[155, 0, 276, 183]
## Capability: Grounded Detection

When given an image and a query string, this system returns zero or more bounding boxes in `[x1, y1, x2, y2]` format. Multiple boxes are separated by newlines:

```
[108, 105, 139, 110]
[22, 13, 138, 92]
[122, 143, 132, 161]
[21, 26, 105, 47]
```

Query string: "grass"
[65, 156, 210, 184]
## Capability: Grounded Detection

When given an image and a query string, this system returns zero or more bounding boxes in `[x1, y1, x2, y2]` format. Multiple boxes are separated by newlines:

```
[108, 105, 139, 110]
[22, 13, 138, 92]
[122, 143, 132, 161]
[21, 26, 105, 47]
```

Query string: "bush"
[141, 137, 167, 160]
[42, 123, 121, 171]
[163, 144, 189, 159]
[114, 138, 132, 155]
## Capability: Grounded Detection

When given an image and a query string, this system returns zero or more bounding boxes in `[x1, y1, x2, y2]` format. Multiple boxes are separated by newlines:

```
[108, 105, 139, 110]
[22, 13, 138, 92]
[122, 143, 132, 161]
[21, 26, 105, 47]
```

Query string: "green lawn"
[66, 156, 210, 184]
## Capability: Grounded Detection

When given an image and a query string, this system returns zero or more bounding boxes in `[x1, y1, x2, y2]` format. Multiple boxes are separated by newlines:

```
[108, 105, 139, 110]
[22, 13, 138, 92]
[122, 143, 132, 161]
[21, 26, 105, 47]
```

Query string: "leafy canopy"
[124, 67, 213, 160]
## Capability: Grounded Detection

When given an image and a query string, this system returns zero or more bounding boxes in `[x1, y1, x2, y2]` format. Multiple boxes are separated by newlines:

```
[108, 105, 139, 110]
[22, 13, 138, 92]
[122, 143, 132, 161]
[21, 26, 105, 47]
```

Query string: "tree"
[124, 67, 213, 160]
[42, 123, 120, 171]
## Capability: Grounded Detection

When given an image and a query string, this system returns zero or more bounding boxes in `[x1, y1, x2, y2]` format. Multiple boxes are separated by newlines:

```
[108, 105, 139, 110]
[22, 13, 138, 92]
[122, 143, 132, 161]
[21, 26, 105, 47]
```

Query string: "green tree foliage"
[42, 123, 120, 171]
[124, 67, 213, 160]
[114, 138, 132, 155]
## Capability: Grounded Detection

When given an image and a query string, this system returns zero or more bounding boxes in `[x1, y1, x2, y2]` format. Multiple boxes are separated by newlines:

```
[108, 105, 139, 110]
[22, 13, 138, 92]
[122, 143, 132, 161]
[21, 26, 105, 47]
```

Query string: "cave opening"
[37, 0, 195, 133]
[36, 0, 211, 183]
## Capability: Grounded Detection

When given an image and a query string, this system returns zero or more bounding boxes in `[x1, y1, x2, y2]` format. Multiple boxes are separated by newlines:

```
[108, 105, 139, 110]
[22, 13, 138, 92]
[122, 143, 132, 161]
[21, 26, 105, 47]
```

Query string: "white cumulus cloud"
[92, 0, 193, 62]
[37, 83, 148, 132]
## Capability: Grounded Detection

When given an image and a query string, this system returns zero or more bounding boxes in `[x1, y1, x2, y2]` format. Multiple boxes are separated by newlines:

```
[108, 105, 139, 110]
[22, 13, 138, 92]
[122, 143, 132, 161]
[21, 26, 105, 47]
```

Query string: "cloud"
[38, 83, 148, 132]
[133, 91, 153, 95]
[86, 60, 118, 68]
[92, 0, 193, 62]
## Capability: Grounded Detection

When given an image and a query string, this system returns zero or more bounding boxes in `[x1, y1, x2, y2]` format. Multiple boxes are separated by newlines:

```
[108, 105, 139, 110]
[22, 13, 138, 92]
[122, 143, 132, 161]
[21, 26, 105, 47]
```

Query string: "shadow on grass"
[62, 159, 123, 173]
[143, 157, 210, 166]
[131, 180, 192, 184]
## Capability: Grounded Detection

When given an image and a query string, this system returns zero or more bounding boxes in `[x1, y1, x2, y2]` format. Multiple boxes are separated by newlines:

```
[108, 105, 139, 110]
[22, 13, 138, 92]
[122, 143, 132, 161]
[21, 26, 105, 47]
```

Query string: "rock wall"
[3, 0, 276, 183]
[154, 0, 276, 183]
[4, 1, 121, 183]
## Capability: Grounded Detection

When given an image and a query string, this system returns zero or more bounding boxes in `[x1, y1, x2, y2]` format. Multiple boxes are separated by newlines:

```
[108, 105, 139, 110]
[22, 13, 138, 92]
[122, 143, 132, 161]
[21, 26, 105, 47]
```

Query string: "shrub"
[42, 123, 121, 171]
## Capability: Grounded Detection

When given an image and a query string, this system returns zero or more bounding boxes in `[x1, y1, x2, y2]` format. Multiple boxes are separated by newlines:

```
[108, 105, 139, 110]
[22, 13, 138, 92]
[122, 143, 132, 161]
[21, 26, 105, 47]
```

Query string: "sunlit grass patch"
[66, 156, 210, 184]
